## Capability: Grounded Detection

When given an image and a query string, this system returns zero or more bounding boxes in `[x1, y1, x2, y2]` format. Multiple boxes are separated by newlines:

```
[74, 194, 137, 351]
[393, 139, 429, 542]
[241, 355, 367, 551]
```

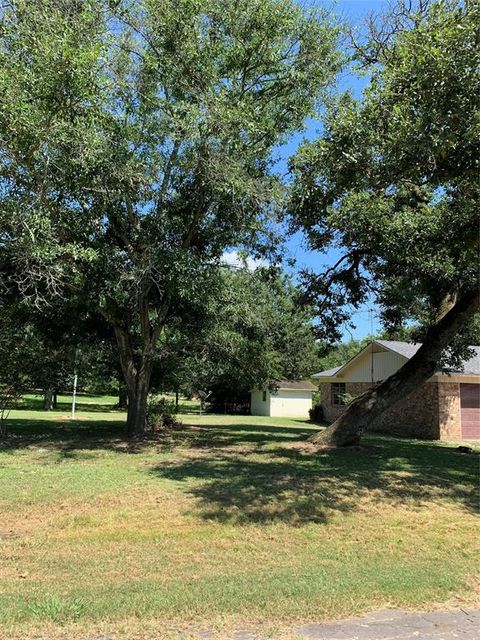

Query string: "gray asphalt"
[193, 608, 480, 640]
[292, 608, 480, 640]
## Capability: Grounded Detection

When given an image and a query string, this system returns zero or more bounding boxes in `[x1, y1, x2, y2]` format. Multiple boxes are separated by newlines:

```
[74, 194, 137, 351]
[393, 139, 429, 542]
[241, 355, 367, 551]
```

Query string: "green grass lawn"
[0, 395, 478, 639]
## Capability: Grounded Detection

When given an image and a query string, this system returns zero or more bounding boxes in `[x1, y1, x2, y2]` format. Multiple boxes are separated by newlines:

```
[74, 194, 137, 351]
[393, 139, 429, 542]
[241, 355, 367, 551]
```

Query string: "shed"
[250, 380, 316, 418]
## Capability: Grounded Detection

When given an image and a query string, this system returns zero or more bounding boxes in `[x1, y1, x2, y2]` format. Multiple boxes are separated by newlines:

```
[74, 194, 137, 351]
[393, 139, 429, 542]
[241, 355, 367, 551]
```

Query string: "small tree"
[0, 386, 21, 439]
[0, 301, 36, 437]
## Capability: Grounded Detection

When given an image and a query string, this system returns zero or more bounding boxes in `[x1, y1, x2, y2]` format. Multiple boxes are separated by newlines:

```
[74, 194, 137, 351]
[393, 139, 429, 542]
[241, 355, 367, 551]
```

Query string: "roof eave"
[312, 376, 339, 383]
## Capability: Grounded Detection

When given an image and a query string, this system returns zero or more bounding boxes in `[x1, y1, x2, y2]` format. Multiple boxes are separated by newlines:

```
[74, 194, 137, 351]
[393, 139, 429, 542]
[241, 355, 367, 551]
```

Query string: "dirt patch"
[282, 440, 319, 453]
[284, 441, 381, 455]
[0, 530, 23, 540]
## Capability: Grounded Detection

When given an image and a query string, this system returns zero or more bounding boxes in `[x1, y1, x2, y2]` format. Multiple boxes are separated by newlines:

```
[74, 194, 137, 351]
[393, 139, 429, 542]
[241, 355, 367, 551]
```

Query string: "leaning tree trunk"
[310, 288, 480, 447]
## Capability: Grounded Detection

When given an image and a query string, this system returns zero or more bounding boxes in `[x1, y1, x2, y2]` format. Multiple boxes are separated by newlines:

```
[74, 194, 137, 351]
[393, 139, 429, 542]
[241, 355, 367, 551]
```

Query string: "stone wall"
[437, 382, 461, 440]
[320, 380, 441, 439]
[320, 382, 372, 422]
[320, 383, 349, 422]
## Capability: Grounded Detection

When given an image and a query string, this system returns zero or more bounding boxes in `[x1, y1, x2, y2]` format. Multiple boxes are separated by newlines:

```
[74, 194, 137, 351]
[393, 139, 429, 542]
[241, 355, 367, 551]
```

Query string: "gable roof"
[450, 346, 480, 375]
[375, 340, 421, 359]
[276, 380, 317, 391]
[313, 366, 342, 378]
[313, 341, 480, 378]
[312, 342, 384, 380]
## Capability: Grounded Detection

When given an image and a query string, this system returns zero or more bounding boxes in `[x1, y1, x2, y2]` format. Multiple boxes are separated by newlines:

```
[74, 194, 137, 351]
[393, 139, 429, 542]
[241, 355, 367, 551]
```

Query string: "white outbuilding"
[250, 380, 316, 418]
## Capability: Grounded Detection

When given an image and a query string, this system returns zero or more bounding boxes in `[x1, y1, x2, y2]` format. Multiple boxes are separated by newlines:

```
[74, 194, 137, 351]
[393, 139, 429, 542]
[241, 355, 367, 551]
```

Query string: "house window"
[332, 383, 347, 406]
[262, 390, 267, 402]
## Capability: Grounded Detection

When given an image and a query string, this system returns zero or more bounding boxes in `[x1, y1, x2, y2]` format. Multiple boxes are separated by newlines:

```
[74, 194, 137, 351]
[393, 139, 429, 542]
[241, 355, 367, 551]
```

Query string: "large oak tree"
[290, 0, 479, 446]
[0, 0, 340, 436]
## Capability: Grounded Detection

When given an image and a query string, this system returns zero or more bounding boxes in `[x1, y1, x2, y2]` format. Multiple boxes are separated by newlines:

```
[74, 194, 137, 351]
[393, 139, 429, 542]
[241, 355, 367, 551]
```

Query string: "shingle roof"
[375, 340, 421, 359]
[276, 380, 317, 391]
[452, 346, 480, 375]
[377, 340, 480, 375]
[313, 341, 480, 378]
[312, 366, 342, 379]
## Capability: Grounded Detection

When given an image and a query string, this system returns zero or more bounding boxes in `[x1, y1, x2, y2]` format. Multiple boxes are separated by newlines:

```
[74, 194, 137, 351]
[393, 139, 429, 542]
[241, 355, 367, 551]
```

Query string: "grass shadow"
[173, 421, 318, 449]
[3, 411, 478, 526]
[0, 417, 148, 455]
[149, 424, 479, 525]
[17, 399, 120, 413]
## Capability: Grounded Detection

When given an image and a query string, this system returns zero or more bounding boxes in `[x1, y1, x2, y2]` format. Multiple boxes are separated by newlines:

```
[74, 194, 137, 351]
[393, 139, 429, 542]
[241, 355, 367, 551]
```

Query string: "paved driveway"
[193, 608, 480, 640]
[292, 608, 479, 640]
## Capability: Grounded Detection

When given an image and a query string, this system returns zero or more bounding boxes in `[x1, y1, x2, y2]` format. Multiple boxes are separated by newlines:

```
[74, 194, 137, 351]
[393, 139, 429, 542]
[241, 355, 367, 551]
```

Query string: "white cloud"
[220, 250, 268, 271]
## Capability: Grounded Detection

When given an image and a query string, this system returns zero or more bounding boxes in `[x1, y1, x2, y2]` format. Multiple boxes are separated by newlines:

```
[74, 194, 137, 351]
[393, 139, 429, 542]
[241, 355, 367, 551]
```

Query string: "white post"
[71, 374, 78, 419]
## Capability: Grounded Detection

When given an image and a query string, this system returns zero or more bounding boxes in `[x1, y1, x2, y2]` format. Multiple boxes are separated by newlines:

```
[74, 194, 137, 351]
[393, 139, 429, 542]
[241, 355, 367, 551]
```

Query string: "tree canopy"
[0, 0, 340, 435]
[2, 0, 476, 446]
[171, 266, 320, 411]
[290, 0, 479, 445]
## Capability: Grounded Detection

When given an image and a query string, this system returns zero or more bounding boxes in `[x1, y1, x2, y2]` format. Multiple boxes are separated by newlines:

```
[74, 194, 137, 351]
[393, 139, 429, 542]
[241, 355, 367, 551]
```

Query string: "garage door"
[460, 384, 480, 440]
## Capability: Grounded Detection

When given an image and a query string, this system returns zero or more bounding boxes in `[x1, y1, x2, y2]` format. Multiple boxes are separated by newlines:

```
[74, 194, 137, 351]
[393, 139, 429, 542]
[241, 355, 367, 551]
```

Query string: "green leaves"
[171, 267, 319, 403]
[0, 0, 339, 419]
[0, 0, 341, 310]
[0, 0, 110, 303]
[290, 0, 480, 341]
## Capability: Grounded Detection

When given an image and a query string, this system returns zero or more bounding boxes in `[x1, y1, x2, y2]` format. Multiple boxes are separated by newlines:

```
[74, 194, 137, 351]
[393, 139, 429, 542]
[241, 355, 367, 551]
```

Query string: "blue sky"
[281, 0, 389, 340]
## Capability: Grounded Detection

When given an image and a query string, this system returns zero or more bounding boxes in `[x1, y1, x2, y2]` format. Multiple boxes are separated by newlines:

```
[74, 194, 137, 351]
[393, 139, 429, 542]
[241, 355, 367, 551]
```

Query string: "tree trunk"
[175, 387, 179, 409]
[125, 369, 152, 438]
[118, 383, 128, 410]
[52, 391, 58, 409]
[43, 388, 54, 410]
[104, 290, 170, 439]
[112, 323, 155, 438]
[310, 288, 480, 447]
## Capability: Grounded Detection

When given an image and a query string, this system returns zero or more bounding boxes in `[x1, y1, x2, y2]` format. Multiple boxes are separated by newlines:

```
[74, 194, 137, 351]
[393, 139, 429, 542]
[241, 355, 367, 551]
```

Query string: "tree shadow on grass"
[149, 430, 479, 525]
[56, 402, 120, 413]
[3, 415, 478, 526]
[0, 417, 145, 455]
[17, 397, 121, 413]
[1, 416, 311, 455]
[174, 421, 318, 449]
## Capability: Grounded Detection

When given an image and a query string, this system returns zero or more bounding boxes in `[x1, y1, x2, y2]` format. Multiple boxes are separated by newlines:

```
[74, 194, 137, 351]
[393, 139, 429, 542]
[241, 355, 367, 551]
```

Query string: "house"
[313, 340, 480, 441]
[251, 380, 316, 418]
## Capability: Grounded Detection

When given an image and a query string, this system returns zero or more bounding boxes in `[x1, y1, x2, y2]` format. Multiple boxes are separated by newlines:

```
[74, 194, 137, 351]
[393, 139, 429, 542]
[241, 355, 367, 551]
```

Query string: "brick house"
[313, 340, 480, 441]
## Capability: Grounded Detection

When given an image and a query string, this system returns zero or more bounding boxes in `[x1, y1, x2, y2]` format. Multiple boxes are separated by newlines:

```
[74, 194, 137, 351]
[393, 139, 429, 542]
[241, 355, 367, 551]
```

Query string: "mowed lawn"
[0, 395, 478, 639]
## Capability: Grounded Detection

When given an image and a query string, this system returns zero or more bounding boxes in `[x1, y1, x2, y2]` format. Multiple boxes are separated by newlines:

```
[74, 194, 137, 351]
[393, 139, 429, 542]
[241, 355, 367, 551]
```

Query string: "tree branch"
[156, 139, 181, 218]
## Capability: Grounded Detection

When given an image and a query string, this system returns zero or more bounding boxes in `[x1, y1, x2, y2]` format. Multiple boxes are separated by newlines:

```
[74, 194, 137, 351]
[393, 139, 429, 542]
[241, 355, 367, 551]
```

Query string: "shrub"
[309, 403, 324, 423]
[147, 396, 181, 432]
